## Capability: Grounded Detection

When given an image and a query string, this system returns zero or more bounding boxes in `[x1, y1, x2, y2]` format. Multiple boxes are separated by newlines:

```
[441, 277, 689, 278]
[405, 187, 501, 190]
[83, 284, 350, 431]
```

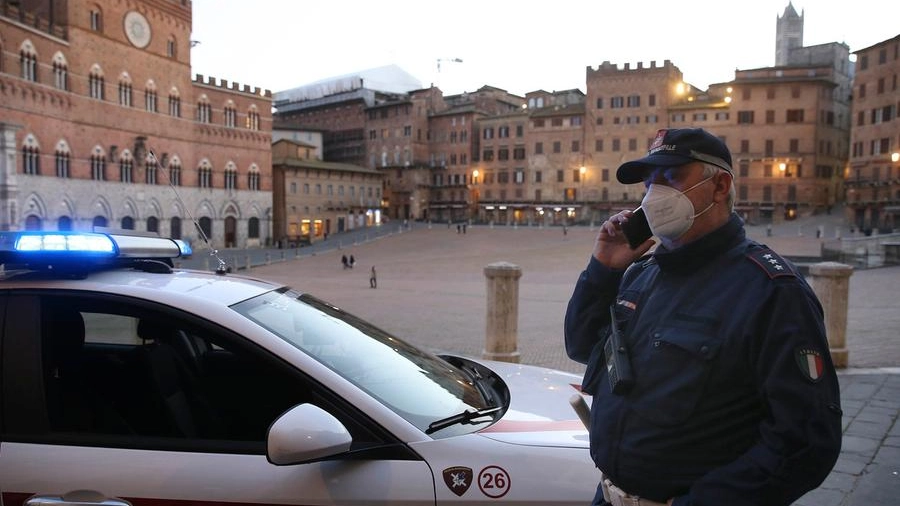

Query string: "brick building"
[271, 139, 381, 246]
[846, 34, 900, 231]
[0, 0, 273, 249]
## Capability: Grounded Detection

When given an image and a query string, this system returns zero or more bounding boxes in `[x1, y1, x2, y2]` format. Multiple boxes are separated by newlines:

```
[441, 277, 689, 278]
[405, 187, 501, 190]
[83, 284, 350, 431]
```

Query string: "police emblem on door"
[443, 466, 473, 496]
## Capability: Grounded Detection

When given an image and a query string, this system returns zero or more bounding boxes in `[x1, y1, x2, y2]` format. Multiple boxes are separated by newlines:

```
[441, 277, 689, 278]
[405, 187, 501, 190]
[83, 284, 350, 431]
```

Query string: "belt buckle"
[601, 476, 656, 506]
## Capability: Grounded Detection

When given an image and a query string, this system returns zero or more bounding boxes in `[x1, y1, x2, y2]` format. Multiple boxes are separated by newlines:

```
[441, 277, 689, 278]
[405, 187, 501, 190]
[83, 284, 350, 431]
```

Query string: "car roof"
[0, 230, 281, 307]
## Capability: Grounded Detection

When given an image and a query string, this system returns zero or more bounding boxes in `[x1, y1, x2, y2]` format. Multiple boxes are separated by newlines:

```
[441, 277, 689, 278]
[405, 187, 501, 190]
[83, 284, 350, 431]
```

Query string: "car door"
[0, 292, 436, 506]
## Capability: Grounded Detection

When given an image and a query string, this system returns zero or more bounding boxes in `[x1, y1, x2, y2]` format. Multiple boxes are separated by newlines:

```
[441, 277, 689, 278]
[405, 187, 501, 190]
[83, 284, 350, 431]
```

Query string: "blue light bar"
[174, 239, 192, 257]
[14, 233, 116, 254]
[0, 231, 187, 271]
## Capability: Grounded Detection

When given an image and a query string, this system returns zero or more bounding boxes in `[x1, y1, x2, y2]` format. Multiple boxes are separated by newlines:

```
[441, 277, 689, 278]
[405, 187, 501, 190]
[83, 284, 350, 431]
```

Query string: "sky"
[189, 0, 899, 97]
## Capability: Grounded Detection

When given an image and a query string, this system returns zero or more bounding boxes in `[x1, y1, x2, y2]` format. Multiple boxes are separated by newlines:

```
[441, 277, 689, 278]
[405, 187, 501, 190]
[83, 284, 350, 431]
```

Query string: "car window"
[6, 294, 325, 453]
[232, 289, 491, 436]
[82, 312, 142, 345]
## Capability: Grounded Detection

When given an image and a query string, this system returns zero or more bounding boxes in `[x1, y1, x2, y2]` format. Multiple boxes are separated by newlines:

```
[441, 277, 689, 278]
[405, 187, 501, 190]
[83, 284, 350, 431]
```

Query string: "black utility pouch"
[605, 305, 634, 394]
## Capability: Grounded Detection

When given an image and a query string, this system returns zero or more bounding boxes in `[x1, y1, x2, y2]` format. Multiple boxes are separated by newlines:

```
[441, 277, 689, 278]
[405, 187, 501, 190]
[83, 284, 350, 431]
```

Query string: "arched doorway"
[92, 215, 108, 230]
[25, 214, 42, 230]
[198, 217, 212, 242]
[170, 217, 182, 240]
[57, 216, 73, 231]
[225, 216, 236, 248]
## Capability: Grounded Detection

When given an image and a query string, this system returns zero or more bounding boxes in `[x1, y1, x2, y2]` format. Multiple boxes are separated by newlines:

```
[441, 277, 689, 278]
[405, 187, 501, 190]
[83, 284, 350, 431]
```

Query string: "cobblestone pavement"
[243, 219, 898, 506]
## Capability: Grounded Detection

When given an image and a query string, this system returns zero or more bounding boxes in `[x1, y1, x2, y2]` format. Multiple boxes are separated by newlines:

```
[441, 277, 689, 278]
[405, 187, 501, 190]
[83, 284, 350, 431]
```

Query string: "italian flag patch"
[795, 347, 825, 382]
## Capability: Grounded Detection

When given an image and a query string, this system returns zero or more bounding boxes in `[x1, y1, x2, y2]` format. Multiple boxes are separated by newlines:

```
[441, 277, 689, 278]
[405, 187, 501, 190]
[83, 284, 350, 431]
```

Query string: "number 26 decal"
[478, 465, 511, 499]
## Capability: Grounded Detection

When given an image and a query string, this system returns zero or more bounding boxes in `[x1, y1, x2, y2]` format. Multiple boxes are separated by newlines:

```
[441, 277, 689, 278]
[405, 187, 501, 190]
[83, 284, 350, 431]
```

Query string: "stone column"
[808, 262, 854, 368]
[483, 262, 522, 363]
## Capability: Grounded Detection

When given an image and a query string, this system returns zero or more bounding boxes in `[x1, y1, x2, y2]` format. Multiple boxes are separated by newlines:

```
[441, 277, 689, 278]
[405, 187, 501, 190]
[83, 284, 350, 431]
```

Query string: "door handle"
[25, 490, 132, 506]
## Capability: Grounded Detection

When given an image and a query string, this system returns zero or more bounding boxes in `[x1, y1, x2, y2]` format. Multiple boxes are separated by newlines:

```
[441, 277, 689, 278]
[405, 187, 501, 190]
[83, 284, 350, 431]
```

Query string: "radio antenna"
[147, 149, 228, 274]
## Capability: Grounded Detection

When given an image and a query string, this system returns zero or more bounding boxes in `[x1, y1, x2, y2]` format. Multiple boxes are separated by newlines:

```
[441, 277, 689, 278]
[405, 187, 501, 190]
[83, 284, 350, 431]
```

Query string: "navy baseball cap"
[616, 128, 733, 184]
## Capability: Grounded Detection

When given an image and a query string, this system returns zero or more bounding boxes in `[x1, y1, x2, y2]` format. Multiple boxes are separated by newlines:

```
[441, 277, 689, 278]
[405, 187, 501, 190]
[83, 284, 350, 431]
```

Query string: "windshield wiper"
[425, 406, 503, 435]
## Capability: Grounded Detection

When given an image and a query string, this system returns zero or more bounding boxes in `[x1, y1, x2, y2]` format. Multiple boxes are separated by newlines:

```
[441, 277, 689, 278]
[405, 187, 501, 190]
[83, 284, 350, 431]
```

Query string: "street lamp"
[579, 166, 587, 221]
[471, 169, 480, 223]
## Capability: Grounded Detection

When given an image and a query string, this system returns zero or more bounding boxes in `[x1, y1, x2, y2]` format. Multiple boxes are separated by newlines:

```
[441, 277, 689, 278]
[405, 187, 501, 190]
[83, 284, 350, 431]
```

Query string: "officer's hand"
[592, 210, 654, 269]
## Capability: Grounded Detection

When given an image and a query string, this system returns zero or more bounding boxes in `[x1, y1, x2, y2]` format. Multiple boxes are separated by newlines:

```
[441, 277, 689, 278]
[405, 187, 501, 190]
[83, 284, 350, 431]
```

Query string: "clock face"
[124, 11, 151, 48]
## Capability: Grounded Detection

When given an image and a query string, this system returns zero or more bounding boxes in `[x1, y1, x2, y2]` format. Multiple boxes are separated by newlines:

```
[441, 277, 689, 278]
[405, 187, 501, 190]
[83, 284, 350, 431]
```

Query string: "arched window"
[198, 160, 213, 188]
[55, 139, 71, 178]
[248, 217, 260, 239]
[119, 150, 134, 183]
[170, 216, 182, 239]
[224, 162, 237, 190]
[89, 64, 105, 100]
[52, 52, 68, 90]
[224, 100, 237, 128]
[166, 36, 177, 58]
[145, 152, 158, 184]
[89, 5, 103, 31]
[118, 72, 133, 107]
[197, 95, 212, 123]
[168, 86, 181, 117]
[92, 216, 108, 230]
[168, 156, 182, 186]
[247, 164, 260, 191]
[147, 216, 159, 233]
[144, 80, 158, 112]
[120, 216, 134, 230]
[246, 105, 260, 130]
[22, 135, 40, 175]
[90, 145, 106, 180]
[19, 40, 37, 82]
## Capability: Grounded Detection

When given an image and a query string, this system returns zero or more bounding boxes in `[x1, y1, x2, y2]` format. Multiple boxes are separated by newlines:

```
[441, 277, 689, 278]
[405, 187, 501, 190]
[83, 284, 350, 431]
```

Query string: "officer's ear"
[712, 171, 733, 204]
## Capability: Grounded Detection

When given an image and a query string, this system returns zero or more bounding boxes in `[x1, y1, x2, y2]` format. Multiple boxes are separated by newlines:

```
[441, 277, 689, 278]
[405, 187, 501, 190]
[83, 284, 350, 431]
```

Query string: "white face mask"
[641, 176, 715, 241]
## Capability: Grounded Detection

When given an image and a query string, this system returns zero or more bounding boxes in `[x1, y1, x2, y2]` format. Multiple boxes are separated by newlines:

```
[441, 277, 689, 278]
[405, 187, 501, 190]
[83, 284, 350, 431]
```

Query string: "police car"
[0, 231, 597, 505]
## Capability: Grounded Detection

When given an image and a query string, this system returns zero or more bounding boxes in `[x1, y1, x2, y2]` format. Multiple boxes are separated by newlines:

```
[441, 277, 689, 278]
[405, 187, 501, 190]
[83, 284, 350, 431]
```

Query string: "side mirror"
[266, 403, 352, 465]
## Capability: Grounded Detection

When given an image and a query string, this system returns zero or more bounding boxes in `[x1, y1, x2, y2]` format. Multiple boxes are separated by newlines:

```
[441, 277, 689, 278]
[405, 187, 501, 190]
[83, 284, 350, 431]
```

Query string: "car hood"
[473, 359, 590, 448]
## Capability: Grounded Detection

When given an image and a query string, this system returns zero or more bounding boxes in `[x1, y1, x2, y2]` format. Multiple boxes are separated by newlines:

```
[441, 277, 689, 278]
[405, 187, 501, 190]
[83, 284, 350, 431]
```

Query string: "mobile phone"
[620, 207, 652, 249]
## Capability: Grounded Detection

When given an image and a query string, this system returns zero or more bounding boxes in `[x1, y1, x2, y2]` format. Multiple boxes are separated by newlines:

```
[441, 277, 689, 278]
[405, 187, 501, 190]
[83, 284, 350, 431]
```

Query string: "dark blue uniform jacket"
[564, 214, 842, 506]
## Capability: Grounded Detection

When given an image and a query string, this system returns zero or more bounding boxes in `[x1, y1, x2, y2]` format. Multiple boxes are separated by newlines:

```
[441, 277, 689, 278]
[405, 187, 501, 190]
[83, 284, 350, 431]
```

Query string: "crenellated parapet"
[586, 59, 678, 77]
[193, 74, 272, 98]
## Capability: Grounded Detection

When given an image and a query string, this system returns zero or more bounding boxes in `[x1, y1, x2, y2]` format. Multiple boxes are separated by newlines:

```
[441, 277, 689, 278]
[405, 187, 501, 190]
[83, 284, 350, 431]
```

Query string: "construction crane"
[436, 58, 463, 73]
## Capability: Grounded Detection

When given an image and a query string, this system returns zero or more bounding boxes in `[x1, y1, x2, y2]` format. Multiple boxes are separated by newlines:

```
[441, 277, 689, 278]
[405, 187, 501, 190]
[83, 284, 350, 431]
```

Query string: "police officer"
[564, 128, 842, 506]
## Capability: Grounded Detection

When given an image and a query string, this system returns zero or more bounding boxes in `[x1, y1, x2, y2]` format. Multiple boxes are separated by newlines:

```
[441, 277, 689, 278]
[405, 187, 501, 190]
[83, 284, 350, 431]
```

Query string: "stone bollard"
[807, 262, 853, 368]
[483, 262, 522, 363]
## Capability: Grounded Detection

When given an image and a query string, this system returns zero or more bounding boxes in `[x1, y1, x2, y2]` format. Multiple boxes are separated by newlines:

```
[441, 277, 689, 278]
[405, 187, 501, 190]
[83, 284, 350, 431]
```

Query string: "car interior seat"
[127, 319, 223, 438]
[42, 304, 129, 433]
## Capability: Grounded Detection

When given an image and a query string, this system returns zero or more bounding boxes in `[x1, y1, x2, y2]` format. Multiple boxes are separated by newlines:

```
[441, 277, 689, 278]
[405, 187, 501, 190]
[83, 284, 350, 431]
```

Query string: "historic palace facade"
[0, 0, 273, 249]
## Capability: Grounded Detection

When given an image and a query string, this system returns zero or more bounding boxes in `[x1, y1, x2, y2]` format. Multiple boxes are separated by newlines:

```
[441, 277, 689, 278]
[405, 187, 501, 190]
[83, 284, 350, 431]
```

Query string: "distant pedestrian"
[462, 223, 467, 234]
[457, 224, 461, 234]
[349, 254, 356, 268]
[370, 265, 377, 289]
[341, 254, 348, 269]
[563, 224, 568, 236]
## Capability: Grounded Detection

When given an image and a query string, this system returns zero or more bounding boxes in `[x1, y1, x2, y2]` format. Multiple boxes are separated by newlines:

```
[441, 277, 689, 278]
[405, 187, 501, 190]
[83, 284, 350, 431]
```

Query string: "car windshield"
[231, 288, 492, 436]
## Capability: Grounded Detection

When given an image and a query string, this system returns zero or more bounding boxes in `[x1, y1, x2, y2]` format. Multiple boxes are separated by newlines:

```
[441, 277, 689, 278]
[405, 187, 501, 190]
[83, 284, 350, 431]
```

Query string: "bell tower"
[775, 2, 804, 66]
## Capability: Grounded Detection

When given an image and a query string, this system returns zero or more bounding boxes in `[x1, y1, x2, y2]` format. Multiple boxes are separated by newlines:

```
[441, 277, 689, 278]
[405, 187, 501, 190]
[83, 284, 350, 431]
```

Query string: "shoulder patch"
[795, 347, 825, 382]
[746, 248, 797, 279]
